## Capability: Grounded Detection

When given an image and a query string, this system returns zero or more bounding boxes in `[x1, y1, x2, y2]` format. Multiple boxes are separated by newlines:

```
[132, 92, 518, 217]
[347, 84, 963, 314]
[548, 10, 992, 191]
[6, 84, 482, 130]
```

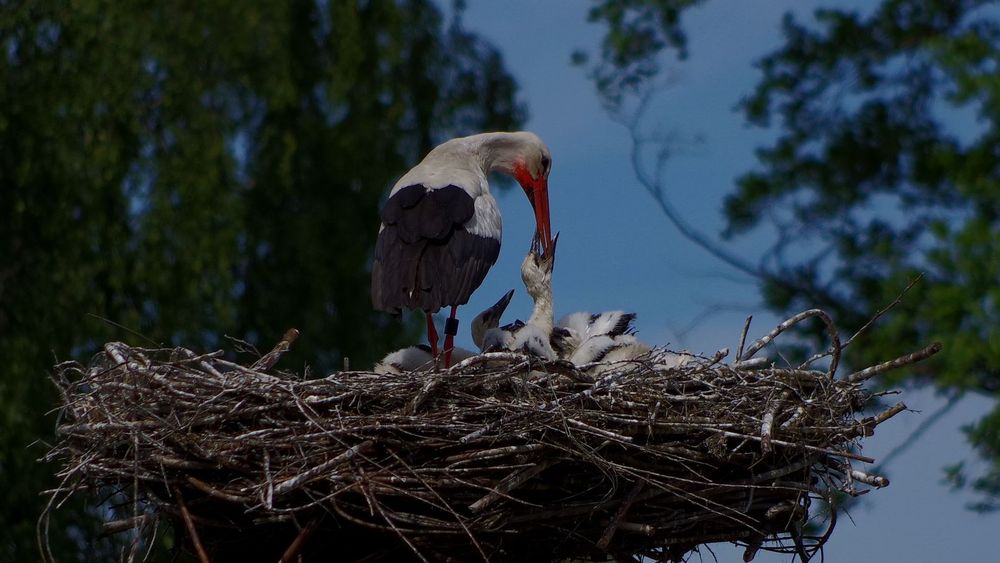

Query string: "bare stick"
[850, 470, 889, 488]
[597, 480, 645, 550]
[742, 309, 841, 378]
[356, 465, 430, 563]
[448, 351, 530, 372]
[847, 342, 942, 383]
[280, 519, 318, 563]
[732, 357, 770, 370]
[273, 440, 372, 496]
[842, 288, 904, 346]
[874, 402, 908, 426]
[405, 376, 444, 415]
[714, 429, 875, 463]
[87, 313, 162, 346]
[802, 273, 924, 370]
[737, 315, 753, 361]
[251, 328, 300, 371]
[760, 391, 790, 454]
[174, 488, 211, 563]
[187, 476, 251, 503]
[469, 459, 555, 513]
[102, 515, 151, 536]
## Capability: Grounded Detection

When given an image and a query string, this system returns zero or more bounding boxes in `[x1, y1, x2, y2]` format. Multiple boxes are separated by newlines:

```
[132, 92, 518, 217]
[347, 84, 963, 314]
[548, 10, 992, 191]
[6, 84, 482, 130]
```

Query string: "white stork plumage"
[372, 132, 554, 367]
[551, 310, 694, 371]
[552, 311, 651, 367]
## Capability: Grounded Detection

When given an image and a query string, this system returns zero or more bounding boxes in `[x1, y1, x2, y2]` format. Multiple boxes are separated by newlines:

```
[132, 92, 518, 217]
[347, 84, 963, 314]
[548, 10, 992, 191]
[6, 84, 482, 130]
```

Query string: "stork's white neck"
[475, 132, 542, 177]
[392, 131, 546, 198]
[526, 287, 553, 334]
[432, 131, 544, 176]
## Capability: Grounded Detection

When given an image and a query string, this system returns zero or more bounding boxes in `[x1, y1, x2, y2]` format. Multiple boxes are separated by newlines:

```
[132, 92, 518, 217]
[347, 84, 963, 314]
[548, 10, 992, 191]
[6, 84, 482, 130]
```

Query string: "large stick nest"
[43, 312, 940, 562]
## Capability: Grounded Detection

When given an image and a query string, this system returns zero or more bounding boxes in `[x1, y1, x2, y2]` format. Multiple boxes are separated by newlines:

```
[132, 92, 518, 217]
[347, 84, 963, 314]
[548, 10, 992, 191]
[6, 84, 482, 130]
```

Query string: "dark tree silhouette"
[582, 0, 1000, 511]
[0, 1, 523, 559]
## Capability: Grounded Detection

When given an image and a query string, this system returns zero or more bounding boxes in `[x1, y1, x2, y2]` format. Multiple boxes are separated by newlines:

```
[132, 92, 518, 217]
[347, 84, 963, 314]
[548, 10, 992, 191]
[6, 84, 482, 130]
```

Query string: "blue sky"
[444, 1, 998, 560]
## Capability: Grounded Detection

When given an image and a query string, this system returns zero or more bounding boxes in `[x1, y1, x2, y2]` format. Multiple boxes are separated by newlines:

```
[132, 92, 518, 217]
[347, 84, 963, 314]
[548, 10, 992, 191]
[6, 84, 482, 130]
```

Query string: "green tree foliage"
[732, 0, 1000, 511]
[0, 1, 523, 559]
[575, 0, 703, 107]
[584, 0, 1000, 511]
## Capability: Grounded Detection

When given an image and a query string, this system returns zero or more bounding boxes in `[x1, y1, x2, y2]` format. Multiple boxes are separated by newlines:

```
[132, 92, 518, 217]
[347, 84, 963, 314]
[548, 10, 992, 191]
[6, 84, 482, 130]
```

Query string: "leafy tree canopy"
[0, 0, 523, 559]
[576, 0, 702, 107]
[583, 0, 1000, 511]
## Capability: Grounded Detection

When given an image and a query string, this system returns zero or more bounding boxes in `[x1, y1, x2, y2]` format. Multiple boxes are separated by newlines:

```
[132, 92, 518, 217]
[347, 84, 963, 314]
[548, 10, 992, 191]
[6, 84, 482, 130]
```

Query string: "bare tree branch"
[608, 83, 849, 315]
[608, 85, 762, 279]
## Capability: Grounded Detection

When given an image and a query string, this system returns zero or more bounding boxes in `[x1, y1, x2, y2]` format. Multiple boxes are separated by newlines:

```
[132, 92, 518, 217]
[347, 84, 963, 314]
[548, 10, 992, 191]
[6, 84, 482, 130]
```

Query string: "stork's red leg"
[425, 313, 439, 358]
[443, 305, 459, 368]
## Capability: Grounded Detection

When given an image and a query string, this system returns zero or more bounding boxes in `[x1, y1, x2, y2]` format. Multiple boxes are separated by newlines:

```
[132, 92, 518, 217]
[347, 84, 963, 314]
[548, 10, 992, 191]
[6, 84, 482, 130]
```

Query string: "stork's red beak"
[514, 165, 554, 257]
[531, 177, 553, 257]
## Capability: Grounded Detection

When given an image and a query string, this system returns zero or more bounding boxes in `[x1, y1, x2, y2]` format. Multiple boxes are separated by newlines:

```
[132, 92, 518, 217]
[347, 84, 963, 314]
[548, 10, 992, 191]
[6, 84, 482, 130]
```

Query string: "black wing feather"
[372, 184, 499, 313]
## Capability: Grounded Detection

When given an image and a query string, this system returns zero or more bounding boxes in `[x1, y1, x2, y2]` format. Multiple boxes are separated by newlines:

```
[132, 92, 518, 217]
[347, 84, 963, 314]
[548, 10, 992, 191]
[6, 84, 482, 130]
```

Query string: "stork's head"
[471, 289, 515, 350]
[486, 132, 554, 256]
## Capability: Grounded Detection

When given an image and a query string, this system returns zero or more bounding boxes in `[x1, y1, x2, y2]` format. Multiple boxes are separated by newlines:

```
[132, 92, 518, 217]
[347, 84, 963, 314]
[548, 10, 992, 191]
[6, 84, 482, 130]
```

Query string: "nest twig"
[42, 313, 938, 562]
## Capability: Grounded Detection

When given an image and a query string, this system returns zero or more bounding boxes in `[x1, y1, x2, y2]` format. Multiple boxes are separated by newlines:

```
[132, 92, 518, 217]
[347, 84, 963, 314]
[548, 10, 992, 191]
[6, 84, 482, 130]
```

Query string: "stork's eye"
[540, 155, 551, 172]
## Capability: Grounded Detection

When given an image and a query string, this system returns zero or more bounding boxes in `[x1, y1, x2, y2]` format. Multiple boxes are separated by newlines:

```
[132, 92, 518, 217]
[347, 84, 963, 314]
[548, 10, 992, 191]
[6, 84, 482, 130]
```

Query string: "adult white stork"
[372, 132, 554, 367]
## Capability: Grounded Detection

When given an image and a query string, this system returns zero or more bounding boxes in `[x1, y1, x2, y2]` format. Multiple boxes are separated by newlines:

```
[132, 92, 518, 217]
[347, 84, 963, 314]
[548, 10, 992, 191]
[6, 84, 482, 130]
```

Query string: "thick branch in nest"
[41, 315, 938, 562]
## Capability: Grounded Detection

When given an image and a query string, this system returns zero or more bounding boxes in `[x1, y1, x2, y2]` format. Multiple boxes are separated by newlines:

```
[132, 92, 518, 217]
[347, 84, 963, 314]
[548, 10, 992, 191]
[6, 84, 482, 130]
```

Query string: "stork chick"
[481, 237, 558, 360]
[553, 310, 648, 365]
[374, 290, 515, 374]
[475, 236, 689, 370]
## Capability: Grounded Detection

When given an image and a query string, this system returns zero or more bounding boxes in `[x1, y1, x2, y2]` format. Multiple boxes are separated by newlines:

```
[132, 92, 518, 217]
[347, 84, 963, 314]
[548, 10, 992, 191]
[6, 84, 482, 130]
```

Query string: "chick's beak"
[488, 289, 516, 324]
